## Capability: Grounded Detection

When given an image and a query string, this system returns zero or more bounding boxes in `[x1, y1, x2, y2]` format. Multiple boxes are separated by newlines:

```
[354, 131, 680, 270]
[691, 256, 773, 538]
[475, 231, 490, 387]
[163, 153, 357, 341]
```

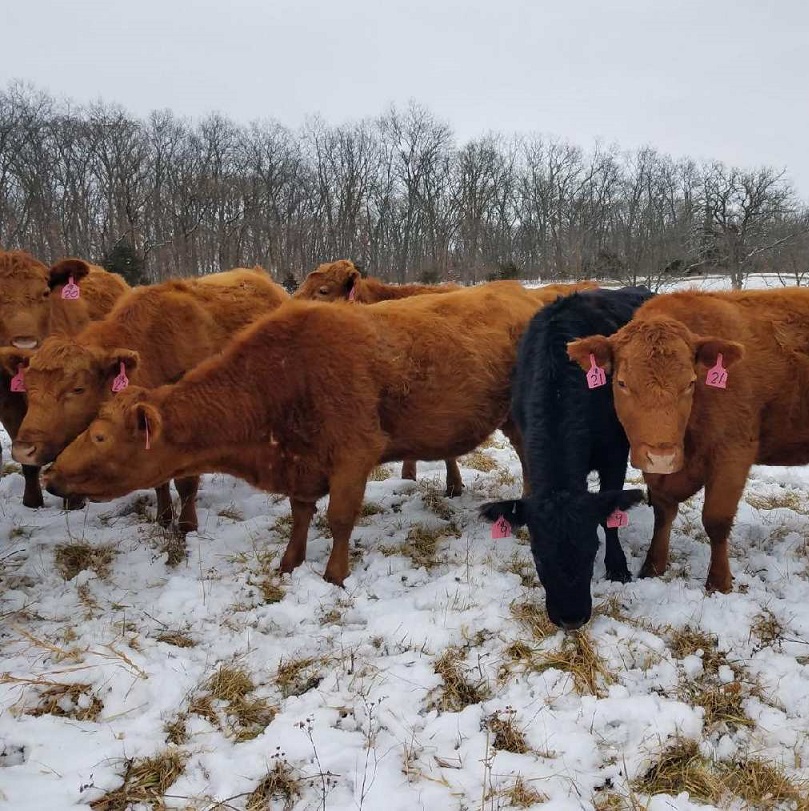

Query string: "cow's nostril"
[12, 442, 37, 464]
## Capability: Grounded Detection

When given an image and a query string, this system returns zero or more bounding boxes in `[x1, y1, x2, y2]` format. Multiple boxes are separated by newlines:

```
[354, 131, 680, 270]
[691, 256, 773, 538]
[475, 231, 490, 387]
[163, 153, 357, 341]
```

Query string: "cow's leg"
[597, 459, 631, 583]
[174, 476, 200, 535]
[155, 482, 174, 527]
[324, 468, 370, 586]
[445, 458, 464, 497]
[279, 498, 316, 575]
[500, 417, 529, 496]
[701, 452, 753, 593]
[638, 488, 680, 579]
[22, 464, 44, 508]
[401, 459, 417, 481]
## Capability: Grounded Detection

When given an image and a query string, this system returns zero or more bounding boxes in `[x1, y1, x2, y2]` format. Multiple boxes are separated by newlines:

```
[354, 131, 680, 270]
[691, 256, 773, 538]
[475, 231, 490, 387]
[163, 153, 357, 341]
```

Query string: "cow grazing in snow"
[44, 283, 547, 585]
[0, 252, 129, 507]
[2, 266, 289, 534]
[567, 287, 809, 593]
[481, 287, 652, 629]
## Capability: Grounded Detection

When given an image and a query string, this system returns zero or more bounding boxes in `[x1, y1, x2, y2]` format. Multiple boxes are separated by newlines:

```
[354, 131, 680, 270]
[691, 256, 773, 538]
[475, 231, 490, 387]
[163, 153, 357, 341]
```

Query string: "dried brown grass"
[26, 682, 102, 722]
[54, 542, 115, 581]
[89, 750, 185, 810]
[431, 646, 491, 712]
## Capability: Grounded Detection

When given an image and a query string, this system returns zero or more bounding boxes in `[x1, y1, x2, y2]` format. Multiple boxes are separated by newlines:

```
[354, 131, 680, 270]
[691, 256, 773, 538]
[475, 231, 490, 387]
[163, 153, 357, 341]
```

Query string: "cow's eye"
[42, 289, 50, 298]
[318, 286, 329, 296]
[92, 433, 105, 443]
[72, 387, 85, 395]
[616, 379, 628, 390]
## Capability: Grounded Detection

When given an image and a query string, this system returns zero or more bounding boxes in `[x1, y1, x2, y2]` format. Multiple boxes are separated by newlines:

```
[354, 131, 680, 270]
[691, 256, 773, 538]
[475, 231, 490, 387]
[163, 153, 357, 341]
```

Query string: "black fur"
[481, 286, 654, 629]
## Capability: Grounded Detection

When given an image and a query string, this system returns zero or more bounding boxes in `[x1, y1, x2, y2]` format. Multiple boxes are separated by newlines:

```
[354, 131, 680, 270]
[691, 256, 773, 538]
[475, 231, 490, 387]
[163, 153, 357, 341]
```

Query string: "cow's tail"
[479, 498, 529, 527]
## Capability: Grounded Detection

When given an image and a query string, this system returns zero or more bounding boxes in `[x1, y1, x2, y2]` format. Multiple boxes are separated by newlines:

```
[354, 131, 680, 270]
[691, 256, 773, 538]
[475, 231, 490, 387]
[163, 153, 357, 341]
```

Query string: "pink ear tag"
[586, 353, 607, 389]
[61, 275, 81, 300]
[705, 353, 728, 389]
[10, 364, 26, 392]
[144, 415, 151, 450]
[606, 509, 629, 529]
[348, 285, 356, 302]
[491, 515, 512, 539]
[111, 361, 129, 392]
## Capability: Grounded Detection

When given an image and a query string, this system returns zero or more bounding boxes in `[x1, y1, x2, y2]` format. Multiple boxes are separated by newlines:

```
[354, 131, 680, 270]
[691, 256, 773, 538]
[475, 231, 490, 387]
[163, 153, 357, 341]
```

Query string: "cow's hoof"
[606, 567, 632, 584]
[638, 560, 664, 579]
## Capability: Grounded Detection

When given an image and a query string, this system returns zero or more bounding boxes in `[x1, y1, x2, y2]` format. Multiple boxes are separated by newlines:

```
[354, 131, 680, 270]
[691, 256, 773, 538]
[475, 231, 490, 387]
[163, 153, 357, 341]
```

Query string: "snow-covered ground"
[2, 274, 809, 810]
[1, 425, 808, 810]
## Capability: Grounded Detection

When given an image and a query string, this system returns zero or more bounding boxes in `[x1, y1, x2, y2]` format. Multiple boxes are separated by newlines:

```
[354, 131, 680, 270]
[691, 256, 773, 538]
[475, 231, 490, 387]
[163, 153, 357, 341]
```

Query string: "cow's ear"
[49, 258, 91, 290]
[694, 337, 745, 369]
[344, 262, 361, 291]
[567, 335, 614, 373]
[127, 401, 162, 445]
[0, 348, 32, 376]
[101, 348, 139, 379]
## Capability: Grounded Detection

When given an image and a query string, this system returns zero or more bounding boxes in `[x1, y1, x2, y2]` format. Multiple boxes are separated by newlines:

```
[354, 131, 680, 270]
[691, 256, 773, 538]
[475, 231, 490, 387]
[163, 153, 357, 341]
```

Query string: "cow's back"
[189, 267, 290, 336]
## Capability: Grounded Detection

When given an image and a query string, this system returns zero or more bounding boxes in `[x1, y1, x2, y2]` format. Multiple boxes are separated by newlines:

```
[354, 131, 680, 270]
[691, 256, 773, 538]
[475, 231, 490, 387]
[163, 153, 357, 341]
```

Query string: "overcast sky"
[4, 0, 808, 198]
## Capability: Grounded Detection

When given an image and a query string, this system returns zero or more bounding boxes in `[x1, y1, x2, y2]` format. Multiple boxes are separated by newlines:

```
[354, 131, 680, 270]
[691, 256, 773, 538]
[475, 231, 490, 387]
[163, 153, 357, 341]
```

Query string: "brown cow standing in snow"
[295, 259, 596, 495]
[2, 266, 289, 533]
[0, 251, 129, 507]
[44, 282, 545, 585]
[567, 287, 809, 593]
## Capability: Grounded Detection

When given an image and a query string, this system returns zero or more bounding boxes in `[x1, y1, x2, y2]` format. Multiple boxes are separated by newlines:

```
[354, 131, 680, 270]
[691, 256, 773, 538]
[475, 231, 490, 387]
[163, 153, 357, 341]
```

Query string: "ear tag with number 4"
[586, 353, 607, 389]
[491, 515, 512, 539]
[606, 509, 629, 529]
[111, 361, 129, 392]
[61, 275, 81, 300]
[10, 365, 26, 392]
[705, 353, 728, 389]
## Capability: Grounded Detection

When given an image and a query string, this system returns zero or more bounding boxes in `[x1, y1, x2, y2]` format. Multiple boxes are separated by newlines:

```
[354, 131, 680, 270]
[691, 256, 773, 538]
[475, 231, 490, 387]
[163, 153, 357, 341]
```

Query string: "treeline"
[1, 82, 807, 288]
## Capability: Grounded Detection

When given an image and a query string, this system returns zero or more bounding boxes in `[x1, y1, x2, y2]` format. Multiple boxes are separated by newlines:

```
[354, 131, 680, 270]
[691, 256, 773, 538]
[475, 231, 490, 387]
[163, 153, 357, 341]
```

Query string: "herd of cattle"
[1, 249, 808, 630]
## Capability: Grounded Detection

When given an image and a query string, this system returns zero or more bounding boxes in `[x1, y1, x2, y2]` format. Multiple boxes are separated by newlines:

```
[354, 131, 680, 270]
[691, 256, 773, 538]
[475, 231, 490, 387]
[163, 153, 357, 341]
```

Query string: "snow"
[2, 274, 809, 809]
[1, 425, 809, 810]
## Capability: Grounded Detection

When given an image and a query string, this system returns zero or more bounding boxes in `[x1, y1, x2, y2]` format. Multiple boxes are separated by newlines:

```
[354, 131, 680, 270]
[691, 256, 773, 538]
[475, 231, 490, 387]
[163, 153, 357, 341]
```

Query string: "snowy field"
[2, 274, 809, 810]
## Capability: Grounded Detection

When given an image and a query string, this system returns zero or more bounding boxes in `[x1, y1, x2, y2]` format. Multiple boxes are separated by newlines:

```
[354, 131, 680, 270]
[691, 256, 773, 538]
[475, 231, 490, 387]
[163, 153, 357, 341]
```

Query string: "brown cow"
[293, 259, 461, 303]
[295, 259, 464, 493]
[294, 260, 596, 495]
[2, 267, 289, 534]
[44, 282, 546, 584]
[567, 287, 809, 593]
[0, 251, 129, 507]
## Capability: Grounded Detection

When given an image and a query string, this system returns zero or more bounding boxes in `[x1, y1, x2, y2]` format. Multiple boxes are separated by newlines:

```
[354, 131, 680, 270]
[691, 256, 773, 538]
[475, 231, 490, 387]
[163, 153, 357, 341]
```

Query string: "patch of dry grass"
[510, 599, 556, 642]
[89, 750, 185, 810]
[418, 481, 454, 520]
[275, 656, 325, 699]
[746, 489, 806, 512]
[486, 709, 529, 754]
[25, 683, 103, 722]
[750, 607, 784, 647]
[368, 465, 392, 481]
[633, 739, 721, 804]
[54, 542, 115, 581]
[669, 625, 725, 676]
[488, 776, 548, 808]
[683, 679, 752, 730]
[633, 739, 809, 809]
[163, 715, 188, 746]
[189, 666, 276, 742]
[537, 631, 614, 697]
[246, 758, 302, 811]
[502, 553, 538, 588]
[399, 523, 460, 571]
[156, 631, 196, 648]
[217, 503, 245, 521]
[430, 646, 491, 712]
[460, 450, 499, 472]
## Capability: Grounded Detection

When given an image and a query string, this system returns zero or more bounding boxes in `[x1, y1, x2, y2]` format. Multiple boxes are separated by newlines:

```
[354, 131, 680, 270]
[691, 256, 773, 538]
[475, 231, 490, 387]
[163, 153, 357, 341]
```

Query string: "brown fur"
[567, 287, 809, 593]
[45, 282, 546, 584]
[293, 259, 461, 303]
[2, 267, 289, 534]
[0, 251, 129, 507]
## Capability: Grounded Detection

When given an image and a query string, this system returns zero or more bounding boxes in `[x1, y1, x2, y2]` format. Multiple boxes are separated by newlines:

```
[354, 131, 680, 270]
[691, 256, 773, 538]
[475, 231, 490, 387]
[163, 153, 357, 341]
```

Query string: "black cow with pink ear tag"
[481, 285, 653, 630]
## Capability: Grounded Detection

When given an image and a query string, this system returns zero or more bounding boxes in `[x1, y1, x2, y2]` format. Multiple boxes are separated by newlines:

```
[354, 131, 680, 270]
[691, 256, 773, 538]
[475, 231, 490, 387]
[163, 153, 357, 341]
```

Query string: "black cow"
[481, 286, 654, 630]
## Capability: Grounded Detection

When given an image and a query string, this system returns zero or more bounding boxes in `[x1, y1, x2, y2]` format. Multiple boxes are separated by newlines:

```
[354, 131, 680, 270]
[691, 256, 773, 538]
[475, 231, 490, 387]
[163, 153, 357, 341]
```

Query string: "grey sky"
[5, 0, 809, 197]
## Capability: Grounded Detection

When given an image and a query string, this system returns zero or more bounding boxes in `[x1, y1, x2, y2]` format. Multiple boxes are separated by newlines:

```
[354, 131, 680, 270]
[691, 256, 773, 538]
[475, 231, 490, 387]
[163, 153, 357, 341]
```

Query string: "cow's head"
[43, 386, 174, 502]
[567, 316, 744, 474]
[0, 251, 53, 349]
[3, 337, 139, 466]
[293, 260, 361, 301]
[485, 489, 644, 629]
